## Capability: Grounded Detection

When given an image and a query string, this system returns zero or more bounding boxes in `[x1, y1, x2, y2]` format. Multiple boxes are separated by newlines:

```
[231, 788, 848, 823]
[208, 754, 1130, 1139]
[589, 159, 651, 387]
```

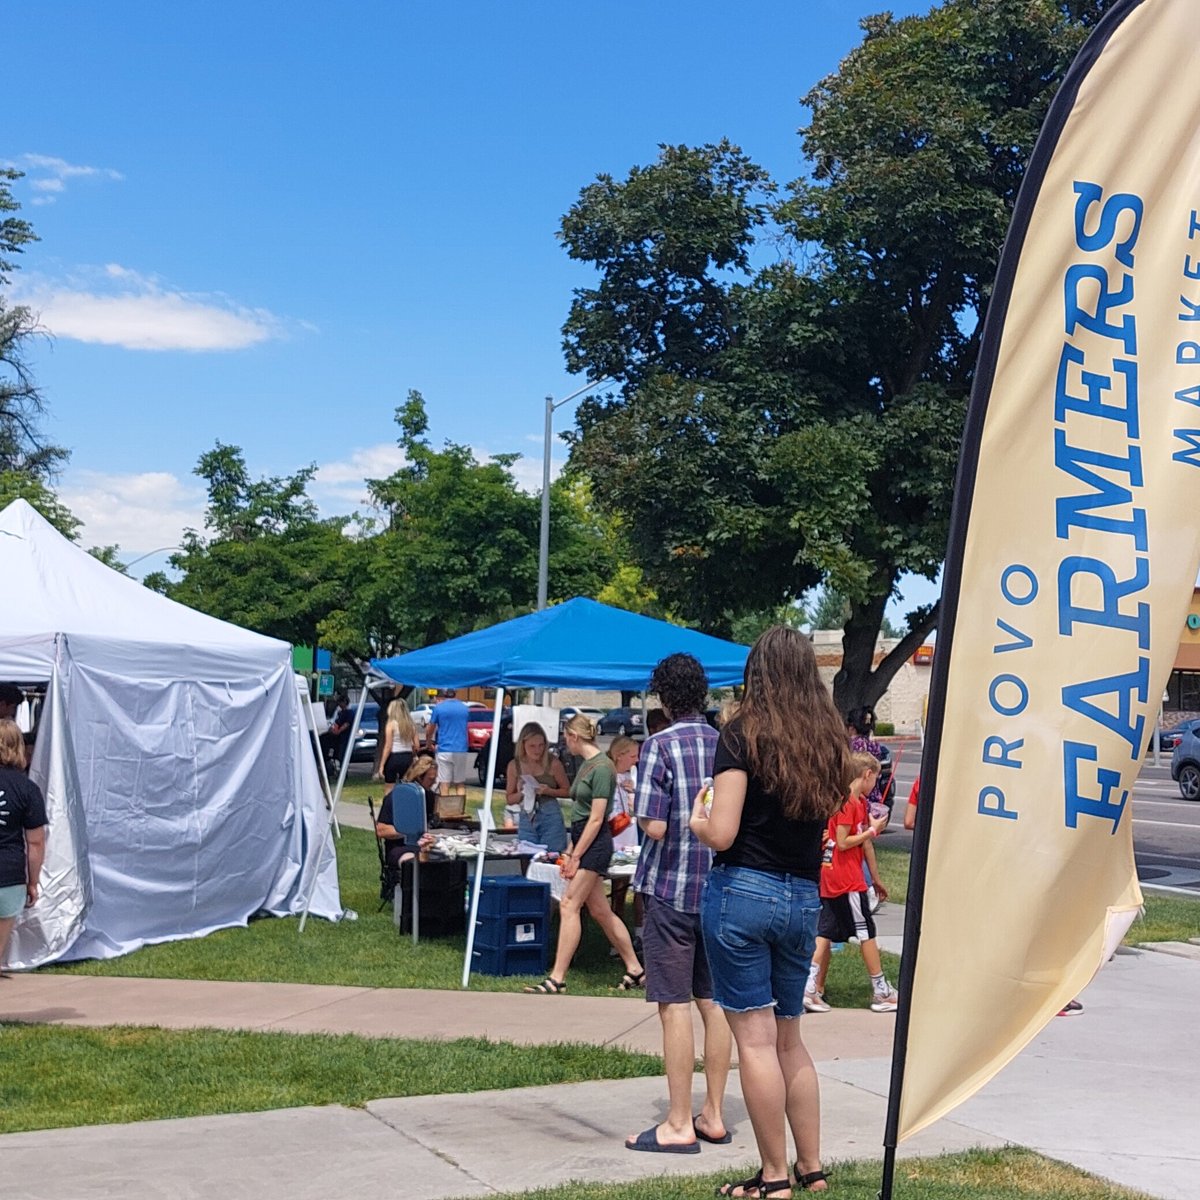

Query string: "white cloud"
[13, 264, 287, 352]
[504, 451, 563, 495]
[311, 443, 408, 508]
[57, 470, 206, 563]
[311, 440, 561, 511]
[8, 153, 123, 204]
[56, 440, 561, 573]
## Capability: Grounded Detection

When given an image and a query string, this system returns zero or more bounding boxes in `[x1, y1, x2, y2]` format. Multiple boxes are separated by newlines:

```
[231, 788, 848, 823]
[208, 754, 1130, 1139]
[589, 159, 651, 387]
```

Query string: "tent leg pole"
[303, 690, 338, 838]
[461, 688, 504, 988]
[412, 857, 419, 947]
[299, 686, 370, 931]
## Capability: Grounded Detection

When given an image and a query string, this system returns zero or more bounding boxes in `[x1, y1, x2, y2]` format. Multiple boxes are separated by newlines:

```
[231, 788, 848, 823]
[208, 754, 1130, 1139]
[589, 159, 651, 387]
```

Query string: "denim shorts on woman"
[700, 864, 821, 1018]
[0, 883, 27, 919]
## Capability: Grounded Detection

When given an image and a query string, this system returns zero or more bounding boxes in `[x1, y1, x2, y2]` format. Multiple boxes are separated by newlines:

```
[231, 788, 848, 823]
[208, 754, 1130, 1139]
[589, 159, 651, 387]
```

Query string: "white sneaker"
[870, 988, 899, 1013]
[803, 989, 831, 1013]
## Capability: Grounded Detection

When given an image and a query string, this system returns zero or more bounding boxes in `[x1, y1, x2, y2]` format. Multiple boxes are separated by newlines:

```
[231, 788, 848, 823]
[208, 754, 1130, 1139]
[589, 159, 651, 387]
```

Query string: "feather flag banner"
[886, 0, 1200, 1153]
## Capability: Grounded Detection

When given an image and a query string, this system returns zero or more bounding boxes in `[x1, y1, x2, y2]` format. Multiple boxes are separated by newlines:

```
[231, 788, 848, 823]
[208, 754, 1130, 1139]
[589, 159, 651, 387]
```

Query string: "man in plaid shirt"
[625, 654, 732, 1155]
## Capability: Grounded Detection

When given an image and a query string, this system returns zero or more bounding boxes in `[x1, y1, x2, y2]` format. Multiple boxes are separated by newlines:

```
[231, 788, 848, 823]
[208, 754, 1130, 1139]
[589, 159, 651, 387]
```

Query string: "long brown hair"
[732, 625, 849, 821]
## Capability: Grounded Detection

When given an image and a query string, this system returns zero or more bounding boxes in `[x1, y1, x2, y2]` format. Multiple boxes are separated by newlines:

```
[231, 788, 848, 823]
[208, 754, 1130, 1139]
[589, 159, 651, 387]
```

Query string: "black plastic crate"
[397, 858, 468, 938]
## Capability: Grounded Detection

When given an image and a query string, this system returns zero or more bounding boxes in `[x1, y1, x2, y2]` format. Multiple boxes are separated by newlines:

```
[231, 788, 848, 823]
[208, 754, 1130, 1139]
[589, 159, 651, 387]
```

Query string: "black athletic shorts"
[817, 891, 876, 944]
[384, 751, 413, 784]
[570, 818, 613, 875]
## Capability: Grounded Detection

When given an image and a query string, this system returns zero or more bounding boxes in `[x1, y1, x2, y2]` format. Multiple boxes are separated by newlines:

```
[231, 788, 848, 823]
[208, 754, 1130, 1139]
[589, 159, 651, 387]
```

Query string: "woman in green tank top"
[524, 713, 644, 995]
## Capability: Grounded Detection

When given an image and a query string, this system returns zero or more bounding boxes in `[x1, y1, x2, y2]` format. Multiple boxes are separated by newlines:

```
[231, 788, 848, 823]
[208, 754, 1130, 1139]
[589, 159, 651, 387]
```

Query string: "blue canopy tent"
[363, 597, 749, 985]
[369, 597, 749, 690]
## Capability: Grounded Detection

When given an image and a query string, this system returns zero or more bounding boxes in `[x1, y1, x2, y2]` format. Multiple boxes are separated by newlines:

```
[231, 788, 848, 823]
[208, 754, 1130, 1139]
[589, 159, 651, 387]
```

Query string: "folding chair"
[366, 796, 401, 911]
[389, 783, 429, 945]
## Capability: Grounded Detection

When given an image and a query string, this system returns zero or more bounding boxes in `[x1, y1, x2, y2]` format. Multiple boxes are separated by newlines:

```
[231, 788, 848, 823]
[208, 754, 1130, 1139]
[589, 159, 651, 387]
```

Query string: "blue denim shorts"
[518, 800, 567, 853]
[700, 864, 821, 1018]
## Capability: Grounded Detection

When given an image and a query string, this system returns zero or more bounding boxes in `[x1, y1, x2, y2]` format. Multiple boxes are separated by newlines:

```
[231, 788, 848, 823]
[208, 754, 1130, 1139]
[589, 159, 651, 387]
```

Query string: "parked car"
[1149, 718, 1200, 754]
[559, 705, 606, 732]
[475, 710, 515, 786]
[598, 706, 644, 736]
[467, 706, 510, 752]
[349, 702, 381, 763]
[410, 703, 434, 745]
[1170, 725, 1200, 800]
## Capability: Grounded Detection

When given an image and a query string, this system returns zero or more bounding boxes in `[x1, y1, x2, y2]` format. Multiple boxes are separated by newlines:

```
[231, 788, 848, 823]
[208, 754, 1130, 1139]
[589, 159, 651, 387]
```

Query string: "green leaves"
[560, 141, 774, 386]
[1, 173, 65, 483]
[559, 0, 1098, 701]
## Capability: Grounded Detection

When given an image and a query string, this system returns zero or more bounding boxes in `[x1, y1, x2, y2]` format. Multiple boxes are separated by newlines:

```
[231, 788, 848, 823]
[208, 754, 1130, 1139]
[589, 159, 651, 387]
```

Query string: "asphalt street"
[884, 751, 1200, 894]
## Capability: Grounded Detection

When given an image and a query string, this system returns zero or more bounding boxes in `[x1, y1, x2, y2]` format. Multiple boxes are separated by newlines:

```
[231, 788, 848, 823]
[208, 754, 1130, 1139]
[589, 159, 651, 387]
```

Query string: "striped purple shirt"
[632, 715, 719, 913]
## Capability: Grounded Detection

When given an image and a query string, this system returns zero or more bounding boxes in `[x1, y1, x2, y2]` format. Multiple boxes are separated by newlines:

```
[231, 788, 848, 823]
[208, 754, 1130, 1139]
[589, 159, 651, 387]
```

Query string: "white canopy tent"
[0, 499, 341, 969]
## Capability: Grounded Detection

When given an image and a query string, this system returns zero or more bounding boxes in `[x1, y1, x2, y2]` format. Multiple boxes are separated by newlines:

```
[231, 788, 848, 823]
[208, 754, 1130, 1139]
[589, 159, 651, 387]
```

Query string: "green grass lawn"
[0, 1025, 661, 1135]
[0, 1030, 1155, 1200]
[481, 1148, 1150, 1199]
[47, 826, 889, 1006]
[872, 841, 1199, 945]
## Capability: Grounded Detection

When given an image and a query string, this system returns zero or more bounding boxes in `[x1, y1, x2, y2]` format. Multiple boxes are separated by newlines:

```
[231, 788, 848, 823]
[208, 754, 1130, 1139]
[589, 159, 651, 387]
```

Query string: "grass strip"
[0, 1025, 661, 1135]
[872, 843, 1199, 945]
[477, 1147, 1150, 1199]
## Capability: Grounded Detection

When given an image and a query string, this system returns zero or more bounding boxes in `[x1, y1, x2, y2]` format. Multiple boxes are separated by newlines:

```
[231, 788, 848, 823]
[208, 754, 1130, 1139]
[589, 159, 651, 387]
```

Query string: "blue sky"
[6, 0, 938, 624]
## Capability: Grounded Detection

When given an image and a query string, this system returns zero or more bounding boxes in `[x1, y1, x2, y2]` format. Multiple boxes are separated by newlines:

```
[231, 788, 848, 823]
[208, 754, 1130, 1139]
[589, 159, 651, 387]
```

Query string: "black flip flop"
[625, 1126, 700, 1154]
[694, 1115, 733, 1144]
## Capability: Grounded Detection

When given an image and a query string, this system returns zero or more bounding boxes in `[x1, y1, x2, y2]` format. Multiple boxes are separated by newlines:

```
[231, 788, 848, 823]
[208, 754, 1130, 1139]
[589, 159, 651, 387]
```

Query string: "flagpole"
[878, 616, 951, 1199]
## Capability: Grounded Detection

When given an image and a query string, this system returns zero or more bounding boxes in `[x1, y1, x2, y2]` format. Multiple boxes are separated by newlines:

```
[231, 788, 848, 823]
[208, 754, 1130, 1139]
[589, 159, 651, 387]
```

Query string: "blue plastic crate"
[474, 913, 547, 952]
[472, 940, 548, 978]
[476, 876, 550, 919]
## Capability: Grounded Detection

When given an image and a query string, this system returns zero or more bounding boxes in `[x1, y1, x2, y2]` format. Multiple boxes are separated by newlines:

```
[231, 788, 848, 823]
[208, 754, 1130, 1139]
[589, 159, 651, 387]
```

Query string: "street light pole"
[121, 545, 182, 570]
[536, 379, 610, 611]
[537, 393, 555, 612]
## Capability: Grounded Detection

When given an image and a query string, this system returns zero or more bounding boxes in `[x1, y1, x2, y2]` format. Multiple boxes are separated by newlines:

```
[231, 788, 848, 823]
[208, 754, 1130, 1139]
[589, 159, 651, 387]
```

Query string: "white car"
[559, 705, 607, 732]
[409, 704, 434, 744]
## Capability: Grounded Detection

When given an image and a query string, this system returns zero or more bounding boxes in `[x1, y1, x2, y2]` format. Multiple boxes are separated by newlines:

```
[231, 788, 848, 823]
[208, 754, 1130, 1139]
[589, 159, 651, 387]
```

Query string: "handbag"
[609, 811, 631, 836]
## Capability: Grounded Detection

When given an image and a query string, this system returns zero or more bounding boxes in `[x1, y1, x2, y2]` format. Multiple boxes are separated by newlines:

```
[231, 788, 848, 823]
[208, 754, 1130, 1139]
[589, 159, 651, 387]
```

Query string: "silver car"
[1170, 724, 1200, 800]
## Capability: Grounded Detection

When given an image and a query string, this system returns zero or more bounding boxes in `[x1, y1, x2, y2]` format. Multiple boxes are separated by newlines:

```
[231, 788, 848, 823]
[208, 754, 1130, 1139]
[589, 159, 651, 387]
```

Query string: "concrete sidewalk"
[0, 1075, 1001, 1200]
[3, 939, 1198, 1200]
[5, 876, 1199, 1200]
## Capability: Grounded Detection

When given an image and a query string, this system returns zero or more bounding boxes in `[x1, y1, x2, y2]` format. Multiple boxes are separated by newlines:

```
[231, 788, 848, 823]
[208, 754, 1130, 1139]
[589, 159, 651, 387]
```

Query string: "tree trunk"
[831, 595, 940, 716]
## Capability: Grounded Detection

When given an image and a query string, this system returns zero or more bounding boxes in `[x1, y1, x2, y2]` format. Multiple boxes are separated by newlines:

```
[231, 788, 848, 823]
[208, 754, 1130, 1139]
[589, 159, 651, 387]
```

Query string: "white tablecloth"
[526, 859, 636, 902]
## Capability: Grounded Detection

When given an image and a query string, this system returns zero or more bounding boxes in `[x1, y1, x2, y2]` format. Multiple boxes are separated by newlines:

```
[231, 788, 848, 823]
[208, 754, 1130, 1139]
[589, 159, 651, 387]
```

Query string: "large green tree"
[1, 168, 66, 481]
[341, 391, 617, 654]
[158, 443, 356, 649]
[561, 0, 1104, 710]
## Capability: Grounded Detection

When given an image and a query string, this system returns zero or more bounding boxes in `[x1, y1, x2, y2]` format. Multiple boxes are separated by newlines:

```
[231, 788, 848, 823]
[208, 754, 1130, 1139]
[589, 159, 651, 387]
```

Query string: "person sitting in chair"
[375, 754, 437, 868]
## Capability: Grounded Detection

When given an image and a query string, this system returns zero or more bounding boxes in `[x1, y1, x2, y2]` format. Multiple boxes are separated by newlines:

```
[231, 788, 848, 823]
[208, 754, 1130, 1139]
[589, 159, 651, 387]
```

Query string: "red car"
[467, 707, 508, 751]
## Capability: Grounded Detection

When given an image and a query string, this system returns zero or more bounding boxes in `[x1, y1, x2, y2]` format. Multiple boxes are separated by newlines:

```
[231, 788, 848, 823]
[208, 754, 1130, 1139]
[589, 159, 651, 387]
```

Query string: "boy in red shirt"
[804, 751, 896, 1013]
